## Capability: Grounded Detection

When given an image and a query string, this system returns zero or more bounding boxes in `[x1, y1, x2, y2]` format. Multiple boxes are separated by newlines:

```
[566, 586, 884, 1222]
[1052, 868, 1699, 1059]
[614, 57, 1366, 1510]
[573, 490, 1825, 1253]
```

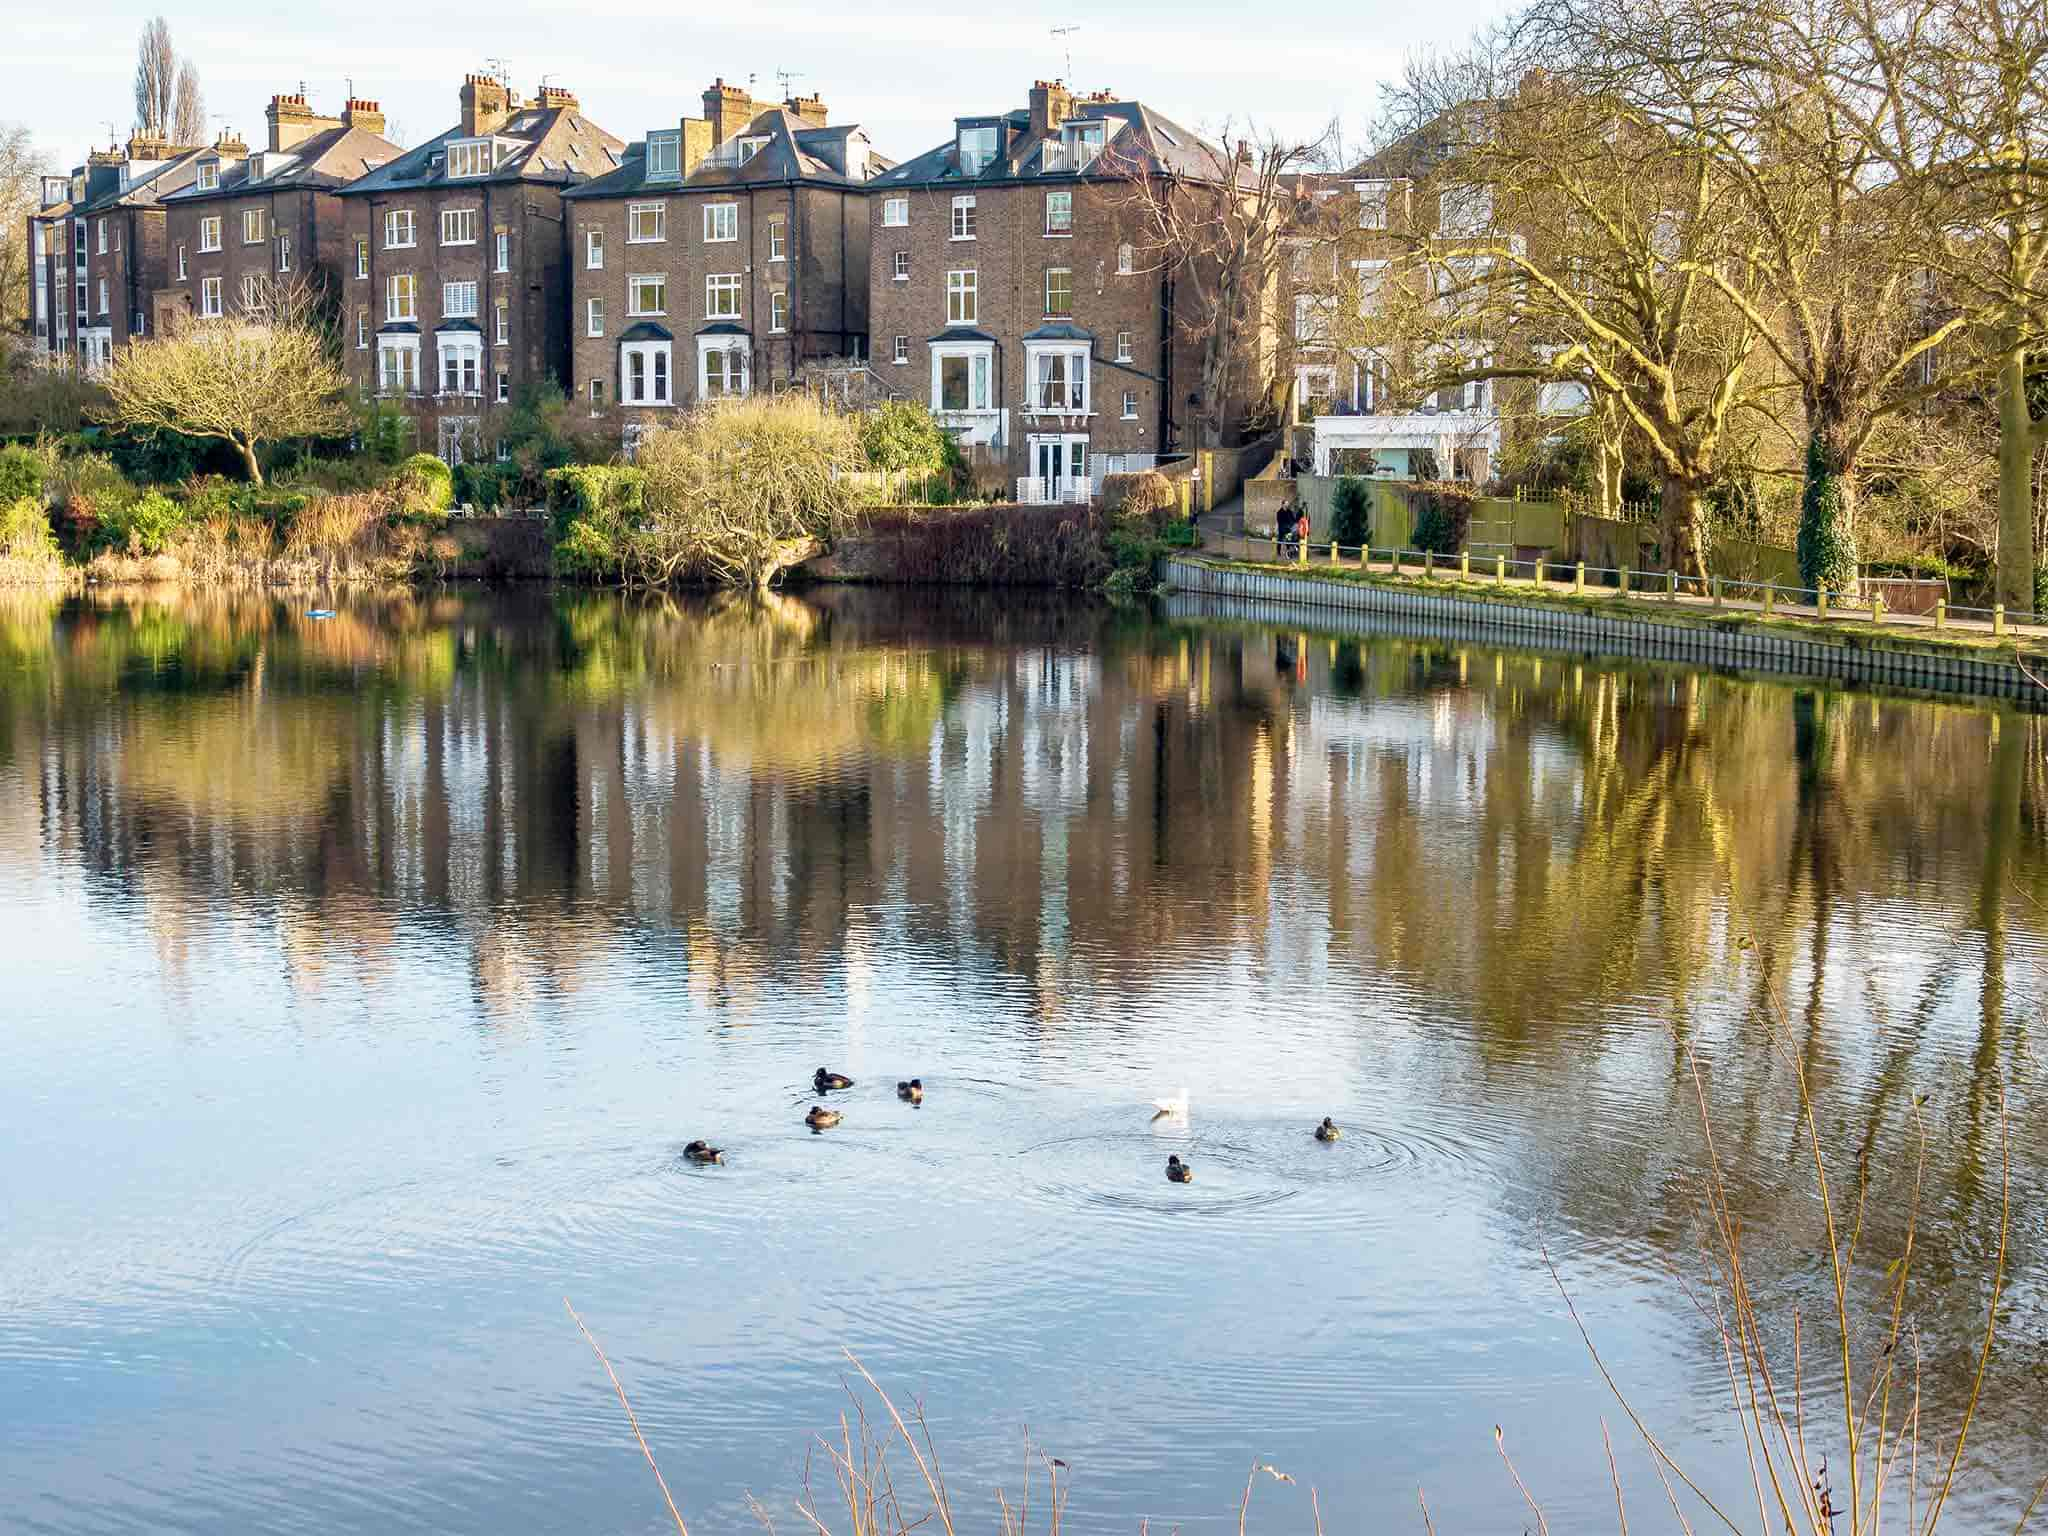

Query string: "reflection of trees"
[4, 587, 2047, 1445]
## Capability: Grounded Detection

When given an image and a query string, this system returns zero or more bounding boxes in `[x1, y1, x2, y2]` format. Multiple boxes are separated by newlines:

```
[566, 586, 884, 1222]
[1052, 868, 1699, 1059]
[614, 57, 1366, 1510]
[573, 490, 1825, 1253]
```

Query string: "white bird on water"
[1151, 1086, 1190, 1121]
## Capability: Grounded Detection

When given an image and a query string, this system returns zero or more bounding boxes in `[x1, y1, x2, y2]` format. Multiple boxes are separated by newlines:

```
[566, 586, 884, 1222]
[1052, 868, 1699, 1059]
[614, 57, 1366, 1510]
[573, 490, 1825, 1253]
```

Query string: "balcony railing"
[1016, 476, 1093, 506]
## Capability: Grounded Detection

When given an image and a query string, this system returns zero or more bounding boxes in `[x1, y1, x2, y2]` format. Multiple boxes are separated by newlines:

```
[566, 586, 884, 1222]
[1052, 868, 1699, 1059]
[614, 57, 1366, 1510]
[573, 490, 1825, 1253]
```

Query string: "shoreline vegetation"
[567, 920, 2032, 1536]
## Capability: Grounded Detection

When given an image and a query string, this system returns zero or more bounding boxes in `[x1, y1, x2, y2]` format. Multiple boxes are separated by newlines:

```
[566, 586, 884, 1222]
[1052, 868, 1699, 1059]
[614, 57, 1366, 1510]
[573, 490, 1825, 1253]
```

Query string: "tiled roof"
[337, 106, 623, 196]
[162, 125, 404, 204]
[74, 148, 213, 214]
[873, 100, 1226, 191]
[565, 107, 890, 201]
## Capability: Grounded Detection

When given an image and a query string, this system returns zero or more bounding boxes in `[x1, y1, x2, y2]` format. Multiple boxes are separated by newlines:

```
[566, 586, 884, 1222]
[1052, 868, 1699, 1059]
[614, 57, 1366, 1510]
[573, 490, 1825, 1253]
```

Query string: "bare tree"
[132, 16, 204, 143]
[1109, 121, 1331, 452]
[0, 124, 47, 335]
[96, 277, 350, 482]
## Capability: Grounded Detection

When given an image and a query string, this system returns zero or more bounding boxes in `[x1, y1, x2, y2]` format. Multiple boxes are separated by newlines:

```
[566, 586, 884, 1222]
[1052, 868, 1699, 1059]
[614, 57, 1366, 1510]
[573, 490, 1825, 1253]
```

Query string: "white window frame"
[196, 160, 219, 192]
[442, 280, 479, 319]
[590, 377, 605, 406]
[628, 202, 667, 243]
[646, 131, 681, 180]
[628, 274, 667, 317]
[1023, 340, 1090, 414]
[96, 218, 107, 254]
[496, 369, 510, 404]
[587, 296, 605, 336]
[892, 333, 909, 365]
[494, 298, 510, 346]
[1115, 329, 1132, 362]
[1044, 266, 1073, 318]
[1121, 389, 1138, 419]
[386, 271, 416, 322]
[1352, 258, 1389, 317]
[702, 202, 738, 243]
[355, 238, 369, 278]
[277, 234, 291, 272]
[384, 209, 415, 249]
[377, 334, 421, 395]
[946, 268, 976, 325]
[621, 339, 674, 406]
[440, 207, 478, 246]
[1356, 179, 1393, 230]
[357, 307, 370, 349]
[951, 195, 976, 240]
[768, 219, 786, 261]
[1045, 190, 1072, 236]
[892, 251, 910, 282]
[446, 138, 493, 179]
[175, 243, 187, 279]
[96, 276, 108, 316]
[198, 216, 221, 254]
[586, 228, 605, 269]
[494, 229, 510, 272]
[930, 338, 994, 413]
[770, 291, 788, 333]
[1116, 242, 1134, 274]
[242, 208, 265, 246]
[199, 275, 222, 317]
[956, 124, 998, 176]
[881, 196, 908, 226]
[705, 272, 741, 320]
[436, 332, 484, 397]
[696, 335, 750, 400]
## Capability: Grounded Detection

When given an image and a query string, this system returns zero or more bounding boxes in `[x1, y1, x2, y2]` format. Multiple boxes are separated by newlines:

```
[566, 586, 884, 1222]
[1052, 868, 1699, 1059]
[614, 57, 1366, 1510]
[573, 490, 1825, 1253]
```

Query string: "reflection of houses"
[564, 80, 887, 437]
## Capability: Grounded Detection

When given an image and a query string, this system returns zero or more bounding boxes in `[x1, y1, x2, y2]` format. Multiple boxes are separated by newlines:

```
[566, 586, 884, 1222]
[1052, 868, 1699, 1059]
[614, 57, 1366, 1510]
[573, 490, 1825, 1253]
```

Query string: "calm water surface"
[2, 585, 2044, 1534]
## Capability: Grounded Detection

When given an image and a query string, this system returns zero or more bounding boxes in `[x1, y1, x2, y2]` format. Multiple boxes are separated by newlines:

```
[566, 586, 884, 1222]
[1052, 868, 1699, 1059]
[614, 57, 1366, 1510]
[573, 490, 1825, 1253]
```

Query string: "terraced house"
[564, 80, 886, 433]
[28, 132, 209, 373]
[158, 93, 401, 334]
[335, 74, 624, 462]
[866, 81, 1224, 502]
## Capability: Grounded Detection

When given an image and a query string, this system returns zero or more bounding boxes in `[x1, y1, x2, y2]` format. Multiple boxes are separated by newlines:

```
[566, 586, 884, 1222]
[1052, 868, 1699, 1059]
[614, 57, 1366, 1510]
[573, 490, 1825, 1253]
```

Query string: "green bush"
[454, 461, 512, 511]
[103, 490, 190, 555]
[393, 453, 455, 520]
[860, 400, 957, 475]
[0, 444, 45, 505]
[1330, 476, 1372, 548]
[546, 465, 646, 579]
[1, 496, 59, 563]
[359, 401, 417, 466]
[1409, 485, 1473, 554]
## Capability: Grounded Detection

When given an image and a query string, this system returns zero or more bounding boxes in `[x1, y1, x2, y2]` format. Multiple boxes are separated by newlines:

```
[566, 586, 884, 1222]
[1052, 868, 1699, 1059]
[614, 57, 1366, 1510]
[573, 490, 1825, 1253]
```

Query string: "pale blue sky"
[15, 0, 1507, 168]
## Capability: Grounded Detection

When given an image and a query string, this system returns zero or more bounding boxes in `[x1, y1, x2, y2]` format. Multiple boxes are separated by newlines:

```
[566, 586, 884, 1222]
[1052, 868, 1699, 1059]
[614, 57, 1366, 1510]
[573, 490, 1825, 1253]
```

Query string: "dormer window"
[1064, 120, 1106, 169]
[957, 124, 999, 176]
[736, 135, 770, 160]
[195, 159, 219, 192]
[646, 131, 680, 179]
[447, 138, 492, 179]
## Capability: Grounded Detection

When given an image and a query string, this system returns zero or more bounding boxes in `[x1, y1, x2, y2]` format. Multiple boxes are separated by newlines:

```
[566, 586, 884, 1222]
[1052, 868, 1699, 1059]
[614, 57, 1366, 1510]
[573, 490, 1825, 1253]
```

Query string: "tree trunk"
[1796, 411, 1859, 599]
[1658, 473, 1709, 583]
[1594, 399, 1625, 519]
[1995, 335, 2036, 613]
[237, 437, 264, 485]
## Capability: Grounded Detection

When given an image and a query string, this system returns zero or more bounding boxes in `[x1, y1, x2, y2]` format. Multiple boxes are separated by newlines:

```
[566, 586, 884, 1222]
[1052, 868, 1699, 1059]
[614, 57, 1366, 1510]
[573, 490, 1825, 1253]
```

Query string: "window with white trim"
[96, 218, 107, 254]
[175, 243, 187, 279]
[586, 228, 604, 268]
[892, 251, 909, 281]
[1045, 191, 1072, 235]
[587, 297, 605, 336]
[447, 139, 493, 179]
[494, 229, 509, 272]
[277, 235, 291, 271]
[698, 338, 749, 399]
[770, 291, 788, 332]
[882, 196, 908, 226]
[1122, 389, 1138, 419]
[1115, 329, 1132, 362]
[1353, 258, 1389, 316]
[355, 238, 369, 278]
[384, 209, 415, 248]
[441, 207, 477, 245]
[443, 280, 478, 319]
[1025, 342, 1089, 412]
[622, 339, 672, 405]
[238, 208, 261, 245]
[1357, 180, 1392, 230]
[892, 334, 908, 364]
[1117, 242, 1133, 274]
[199, 275, 222, 317]
[494, 298, 509, 345]
[703, 203, 737, 242]
[705, 273, 741, 319]
[946, 269, 976, 324]
[377, 336, 420, 394]
[628, 274, 666, 316]
[356, 306, 369, 349]
[386, 272, 416, 322]
[240, 272, 263, 310]
[646, 131, 681, 179]
[1044, 267, 1072, 317]
[629, 202, 666, 242]
[931, 340, 993, 412]
[437, 332, 483, 396]
[199, 216, 221, 253]
[196, 160, 219, 192]
[768, 219, 786, 261]
[496, 369, 509, 403]
[951, 195, 976, 239]
[956, 124, 998, 176]
[590, 378, 605, 405]
[96, 277, 108, 315]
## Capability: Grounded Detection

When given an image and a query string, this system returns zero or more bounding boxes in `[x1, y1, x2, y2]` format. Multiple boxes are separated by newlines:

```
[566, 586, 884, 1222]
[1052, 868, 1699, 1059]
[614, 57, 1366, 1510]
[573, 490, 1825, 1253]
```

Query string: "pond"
[2, 585, 2043, 1535]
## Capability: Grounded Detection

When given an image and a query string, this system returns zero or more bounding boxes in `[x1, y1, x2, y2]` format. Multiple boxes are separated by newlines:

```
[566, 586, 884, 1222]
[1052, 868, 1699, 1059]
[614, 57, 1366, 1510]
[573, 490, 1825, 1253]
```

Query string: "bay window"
[1025, 342, 1089, 413]
[931, 341, 993, 413]
[697, 337, 749, 399]
[621, 339, 673, 405]
[377, 335, 421, 394]
[436, 332, 483, 396]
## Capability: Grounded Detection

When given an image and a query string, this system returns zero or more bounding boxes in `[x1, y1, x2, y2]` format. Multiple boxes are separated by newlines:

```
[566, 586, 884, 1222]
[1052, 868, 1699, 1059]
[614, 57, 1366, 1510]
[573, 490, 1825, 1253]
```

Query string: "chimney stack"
[265, 92, 341, 152]
[460, 73, 513, 137]
[125, 130, 171, 162]
[1029, 80, 1074, 137]
[703, 78, 756, 146]
[784, 94, 828, 129]
[343, 98, 387, 135]
[213, 127, 250, 158]
[536, 84, 579, 112]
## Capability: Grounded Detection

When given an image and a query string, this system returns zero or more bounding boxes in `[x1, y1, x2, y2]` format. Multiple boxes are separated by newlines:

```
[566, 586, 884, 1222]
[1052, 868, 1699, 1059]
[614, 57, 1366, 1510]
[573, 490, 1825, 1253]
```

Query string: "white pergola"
[1309, 412, 1500, 477]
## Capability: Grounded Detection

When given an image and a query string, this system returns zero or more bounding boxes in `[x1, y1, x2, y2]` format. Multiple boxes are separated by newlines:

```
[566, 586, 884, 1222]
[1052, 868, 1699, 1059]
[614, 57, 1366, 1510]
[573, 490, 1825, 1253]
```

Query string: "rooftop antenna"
[776, 68, 804, 100]
[1051, 25, 1079, 83]
[485, 57, 510, 88]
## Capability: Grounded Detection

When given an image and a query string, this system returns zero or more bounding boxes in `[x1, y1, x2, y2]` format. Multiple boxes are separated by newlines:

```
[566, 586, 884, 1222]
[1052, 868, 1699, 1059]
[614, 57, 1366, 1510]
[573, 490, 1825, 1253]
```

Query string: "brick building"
[28, 133, 209, 372]
[157, 94, 402, 336]
[564, 80, 886, 433]
[866, 81, 1229, 500]
[334, 74, 624, 461]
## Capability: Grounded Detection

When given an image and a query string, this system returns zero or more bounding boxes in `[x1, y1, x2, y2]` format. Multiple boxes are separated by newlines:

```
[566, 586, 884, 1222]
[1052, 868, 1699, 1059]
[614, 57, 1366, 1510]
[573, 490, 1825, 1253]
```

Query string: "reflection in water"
[1, 585, 2043, 1535]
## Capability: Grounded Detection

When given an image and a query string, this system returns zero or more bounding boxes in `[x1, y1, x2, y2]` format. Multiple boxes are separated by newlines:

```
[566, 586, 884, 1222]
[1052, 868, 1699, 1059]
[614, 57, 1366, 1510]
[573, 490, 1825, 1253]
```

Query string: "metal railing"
[1195, 536, 2046, 641]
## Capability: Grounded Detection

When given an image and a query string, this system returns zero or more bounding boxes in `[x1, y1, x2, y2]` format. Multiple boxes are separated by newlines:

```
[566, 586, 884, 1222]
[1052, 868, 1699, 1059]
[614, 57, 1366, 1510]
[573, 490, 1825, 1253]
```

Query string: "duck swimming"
[897, 1078, 924, 1103]
[814, 1068, 854, 1091]
[1314, 1117, 1342, 1142]
[682, 1140, 726, 1165]
[1165, 1154, 1193, 1183]
[806, 1105, 842, 1130]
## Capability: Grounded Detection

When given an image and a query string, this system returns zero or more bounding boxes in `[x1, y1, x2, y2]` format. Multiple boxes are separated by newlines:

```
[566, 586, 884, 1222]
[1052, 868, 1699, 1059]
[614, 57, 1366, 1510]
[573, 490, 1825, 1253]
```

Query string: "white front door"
[1030, 435, 1088, 501]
